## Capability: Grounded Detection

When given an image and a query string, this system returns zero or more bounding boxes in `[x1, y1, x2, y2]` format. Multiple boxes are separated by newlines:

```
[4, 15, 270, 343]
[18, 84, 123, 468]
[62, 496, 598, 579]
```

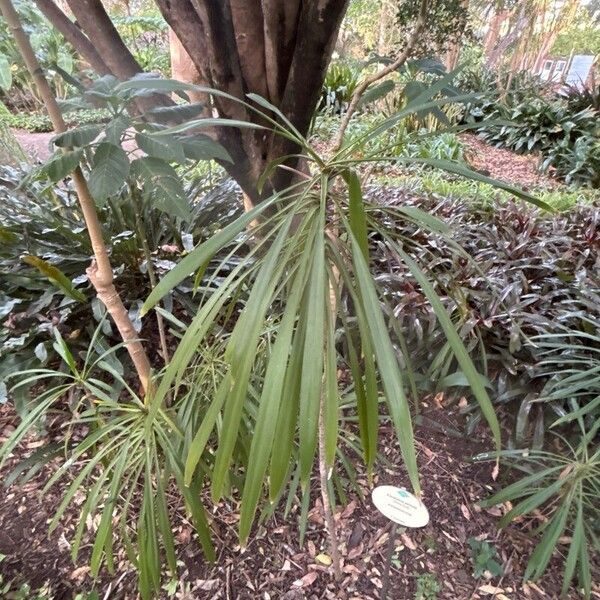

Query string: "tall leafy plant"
[2, 73, 548, 596]
[141, 78, 551, 546]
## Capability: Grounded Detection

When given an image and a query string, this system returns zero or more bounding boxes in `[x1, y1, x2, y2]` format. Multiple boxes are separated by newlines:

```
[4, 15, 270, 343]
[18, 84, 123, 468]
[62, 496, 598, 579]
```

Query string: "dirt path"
[461, 134, 558, 190]
[11, 129, 54, 162]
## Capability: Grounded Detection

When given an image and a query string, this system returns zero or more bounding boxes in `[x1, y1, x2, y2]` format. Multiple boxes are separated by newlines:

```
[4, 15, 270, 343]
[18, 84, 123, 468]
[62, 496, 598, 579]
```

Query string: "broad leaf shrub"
[461, 70, 600, 187]
[0, 0, 78, 110]
[0, 159, 239, 411]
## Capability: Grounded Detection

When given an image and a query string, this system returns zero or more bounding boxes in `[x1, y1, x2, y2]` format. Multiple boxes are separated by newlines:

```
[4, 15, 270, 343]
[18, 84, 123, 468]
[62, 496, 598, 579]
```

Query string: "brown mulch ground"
[1, 399, 597, 600]
[460, 134, 558, 191]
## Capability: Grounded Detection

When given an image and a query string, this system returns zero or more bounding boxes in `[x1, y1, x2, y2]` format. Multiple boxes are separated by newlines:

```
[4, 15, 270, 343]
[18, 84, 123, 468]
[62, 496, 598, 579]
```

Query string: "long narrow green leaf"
[562, 500, 584, 596]
[525, 494, 572, 581]
[142, 200, 274, 315]
[211, 213, 295, 501]
[324, 301, 339, 467]
[348, 231, 420, 494]
[269, 314, 306, 500]
[238, 236, 312, 544]
[184, 373, 232, 484]
[298, 201, 326, 485]
[342, 169, 369, 262]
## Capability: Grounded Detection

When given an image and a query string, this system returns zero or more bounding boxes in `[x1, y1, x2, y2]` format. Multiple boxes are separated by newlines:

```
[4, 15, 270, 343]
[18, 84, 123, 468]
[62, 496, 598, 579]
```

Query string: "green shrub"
[0, 107, 111, 132]
[373, 192, 599, 596]
[562, 82, 600, 113]
[112, 14, 169, 74]
[479, 323, 600, 597]
[0, 0, 79, 109]
[0, 75, 519, 598]
[319, 62, 360, 114]
[463, 74, 600, 188]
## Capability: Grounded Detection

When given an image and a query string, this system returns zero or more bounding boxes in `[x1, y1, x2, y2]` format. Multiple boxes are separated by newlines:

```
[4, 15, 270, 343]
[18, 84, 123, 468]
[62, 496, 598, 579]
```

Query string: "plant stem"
[0, 0, 152, 395]
[132, 187, 170, 365]
[332, 0, 428, 151]
[318, 393, 342, 581]
[380, 522, 398, 600]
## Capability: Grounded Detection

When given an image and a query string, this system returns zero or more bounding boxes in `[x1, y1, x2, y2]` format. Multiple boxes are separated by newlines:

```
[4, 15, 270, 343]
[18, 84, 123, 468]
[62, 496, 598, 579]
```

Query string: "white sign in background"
[565, 55, 595, 89]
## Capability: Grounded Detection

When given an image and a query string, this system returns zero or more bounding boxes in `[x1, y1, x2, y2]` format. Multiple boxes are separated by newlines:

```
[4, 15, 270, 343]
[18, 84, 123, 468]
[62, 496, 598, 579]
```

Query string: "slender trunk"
[483, 8, 508, 57]
[333, 0, 427, 151]
[487, 1, 529, 69]
[0, 0, 152, 394]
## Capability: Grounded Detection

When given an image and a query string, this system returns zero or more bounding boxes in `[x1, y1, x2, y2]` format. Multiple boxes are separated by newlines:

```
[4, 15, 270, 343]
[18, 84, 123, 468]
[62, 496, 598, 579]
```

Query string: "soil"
[1, 399, 597, 600]
[460, 134, 558, 191]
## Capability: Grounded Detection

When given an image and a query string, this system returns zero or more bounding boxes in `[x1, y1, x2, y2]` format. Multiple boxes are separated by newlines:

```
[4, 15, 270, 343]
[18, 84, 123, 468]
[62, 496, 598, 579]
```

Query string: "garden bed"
[0, 401, 591, 600]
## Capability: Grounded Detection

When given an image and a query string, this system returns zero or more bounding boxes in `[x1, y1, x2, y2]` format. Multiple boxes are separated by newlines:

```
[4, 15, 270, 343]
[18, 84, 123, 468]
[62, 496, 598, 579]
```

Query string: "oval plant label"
[371, 486, 430, 527]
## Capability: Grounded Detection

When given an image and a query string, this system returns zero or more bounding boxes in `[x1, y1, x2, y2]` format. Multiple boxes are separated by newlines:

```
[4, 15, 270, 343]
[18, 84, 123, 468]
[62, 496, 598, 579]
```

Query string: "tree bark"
[483, 6, 509, 58]
[65, 0, 142, 79]
[486, 1, 529, 69]
[0, 0, 152, 395]
[39, 0, 350, 203]
[154, 0, 350, 204]
[168, 27, 208, 107]
[34, 0, 111, 75]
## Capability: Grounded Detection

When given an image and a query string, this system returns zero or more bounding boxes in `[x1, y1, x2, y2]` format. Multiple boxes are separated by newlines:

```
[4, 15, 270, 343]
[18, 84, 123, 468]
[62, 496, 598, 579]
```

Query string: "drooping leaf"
[130, 156, 190, 220]
[181, 135, 232, 163]
[0, 54, 12, 91]
[88, 142, 129, 202]
[41, 150, 83, 182]
[53, 125, 103, 148]
[21, 255, 86, 302]
[136, 132, 185, 163]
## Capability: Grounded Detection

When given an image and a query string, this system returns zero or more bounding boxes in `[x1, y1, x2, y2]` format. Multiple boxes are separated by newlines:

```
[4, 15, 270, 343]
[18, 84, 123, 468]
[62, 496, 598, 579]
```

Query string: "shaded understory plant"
[477, 321, 600, 598]
[0, 160, 238, 410]
[1, 75, 549, 597]
[463, 76, 600, 187]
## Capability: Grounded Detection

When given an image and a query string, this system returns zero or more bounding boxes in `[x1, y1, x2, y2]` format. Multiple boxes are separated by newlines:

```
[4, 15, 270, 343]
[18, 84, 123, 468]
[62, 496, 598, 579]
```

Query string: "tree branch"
[65, 0, 142, 79]
[261, 0, 302, 105]
[267, 0, 350, 191]
[333, 0, 428, 151]
[34, 0, 111, 75]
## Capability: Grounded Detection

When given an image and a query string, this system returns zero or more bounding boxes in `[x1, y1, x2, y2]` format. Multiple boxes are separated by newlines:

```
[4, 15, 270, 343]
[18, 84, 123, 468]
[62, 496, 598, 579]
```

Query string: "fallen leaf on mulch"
[293, 572, 318, 588]
[315, 553, 332, 566]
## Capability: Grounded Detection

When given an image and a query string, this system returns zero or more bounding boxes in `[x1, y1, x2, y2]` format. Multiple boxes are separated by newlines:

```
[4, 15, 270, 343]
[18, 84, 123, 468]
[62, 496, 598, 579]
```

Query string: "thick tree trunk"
[151, 0, 349, 202]
[168, 28, 208, 108]
[34, 0, 111, 75]
[36, 0, 350, 203]
[65, 0, 142, 80]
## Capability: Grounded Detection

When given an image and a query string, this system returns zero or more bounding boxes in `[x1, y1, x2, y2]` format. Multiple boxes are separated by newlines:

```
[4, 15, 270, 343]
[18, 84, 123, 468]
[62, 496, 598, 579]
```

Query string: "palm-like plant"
[2, 73, 549, 597]
[144, 79, 549, 547]
[479, 322, 600, 599]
